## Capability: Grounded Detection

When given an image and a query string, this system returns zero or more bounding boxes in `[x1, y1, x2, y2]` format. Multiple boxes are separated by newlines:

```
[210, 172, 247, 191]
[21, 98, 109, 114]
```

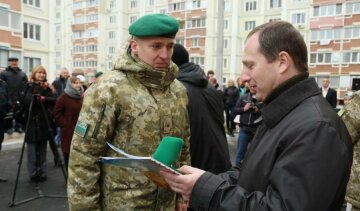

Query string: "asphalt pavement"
[0, 132, 238, 211]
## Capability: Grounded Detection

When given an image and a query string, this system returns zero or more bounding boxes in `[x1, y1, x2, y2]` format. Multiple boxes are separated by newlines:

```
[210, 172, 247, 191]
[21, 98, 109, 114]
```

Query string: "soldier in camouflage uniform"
[340, 90, 360, 210]
[67, 14, 191, 210]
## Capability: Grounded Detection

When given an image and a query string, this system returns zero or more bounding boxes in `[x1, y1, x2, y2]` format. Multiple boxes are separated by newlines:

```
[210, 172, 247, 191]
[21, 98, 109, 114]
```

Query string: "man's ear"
[130, 39, 139, 55]
[278, 51, 291, 74]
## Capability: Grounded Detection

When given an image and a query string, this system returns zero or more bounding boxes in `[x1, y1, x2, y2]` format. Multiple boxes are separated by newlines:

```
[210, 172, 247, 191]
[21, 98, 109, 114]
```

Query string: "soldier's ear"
[130, 39, 139, 56]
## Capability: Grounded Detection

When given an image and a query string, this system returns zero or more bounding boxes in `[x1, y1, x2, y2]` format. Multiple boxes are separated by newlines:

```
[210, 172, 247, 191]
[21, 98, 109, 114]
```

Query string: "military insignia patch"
[163, 116, 172, 134]
[74, 121, 89, 138]
[337, 109, 345, 117]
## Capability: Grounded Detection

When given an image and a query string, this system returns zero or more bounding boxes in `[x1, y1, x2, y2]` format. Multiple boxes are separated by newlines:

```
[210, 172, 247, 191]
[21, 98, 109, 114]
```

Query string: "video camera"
[244, 95, 260, 109]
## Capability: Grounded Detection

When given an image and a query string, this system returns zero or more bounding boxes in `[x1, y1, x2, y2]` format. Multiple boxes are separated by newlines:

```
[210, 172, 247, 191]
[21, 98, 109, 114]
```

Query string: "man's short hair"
[207, 70, 215, 76]
[247, 21, 308, 72]
[8, 57, 18, 62]
[172, 44, 189, 67]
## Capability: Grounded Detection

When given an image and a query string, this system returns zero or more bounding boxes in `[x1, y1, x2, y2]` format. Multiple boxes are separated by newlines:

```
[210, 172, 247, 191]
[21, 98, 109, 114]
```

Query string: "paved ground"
[0, 132, 238, 211]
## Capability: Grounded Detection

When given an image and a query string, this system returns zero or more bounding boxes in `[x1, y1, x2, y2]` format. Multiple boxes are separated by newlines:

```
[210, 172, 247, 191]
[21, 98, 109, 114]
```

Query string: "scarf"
[64, 79, 83, 99]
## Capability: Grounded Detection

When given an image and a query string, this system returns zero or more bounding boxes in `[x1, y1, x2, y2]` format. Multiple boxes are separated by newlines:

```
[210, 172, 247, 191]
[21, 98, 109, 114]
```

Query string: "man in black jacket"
[233, 84, 261, 165]
[52, 67, 69, 98]
[172, 43, 231, 174]
[0, 57, 28, 134]
[320, 78, 337, 108]
[161, 21, 353, 211]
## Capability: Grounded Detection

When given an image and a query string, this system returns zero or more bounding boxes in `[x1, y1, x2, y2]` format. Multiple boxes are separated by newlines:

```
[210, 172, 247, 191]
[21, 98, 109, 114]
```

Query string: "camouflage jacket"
[340, 90, 360, 208]
[67, 50, 191, 211]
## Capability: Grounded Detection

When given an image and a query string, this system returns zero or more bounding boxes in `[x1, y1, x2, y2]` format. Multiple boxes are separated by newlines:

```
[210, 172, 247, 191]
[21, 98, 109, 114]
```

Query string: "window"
[56, 25, 61, 32]
[24, 23, 41, 41]
[192, 0, 201, 8]
[187, 18, 206, 28]
[346, 2, 360, 14]
[176, 38, 185, 46]
[85, 29, 98, 37]
[310, 52, 337, 64]
[191, 37, 200, 47]
[56, 12, 61, 19]
[109, 0, 116, 8]
[159, 9, 167, 14]
[130, 16, 137, 24]
[56, 52, 61, 57]
[245, 21, 256, 31]
[314, 4, 342, 17]
[224, 1, 230, 11]
[293, 0, 306, 2]
[311, 28, 342, 41]
[130, 0, 137, 9]
[223, 58, 228, 68]
[268, 17, 281, 22]
[344, 27, 360, 39]
[86, 0, 98, 7]
[11, 12, 21, 31]
[73, 46, 84, 53]
[224, 19, 229, 30]
[148, 0, 154, 6]
[86, 45, 97, 52]
[0, 49, 9, 68]
[56, 0, 61, 6]
[0, 8, 9, 28]
[291, 13, 305, 24]
[223, 39, 228, 49]
[109, 46, 115, 54]
[86, 14, 98, 22]
[109, 31, 116, 40]
[108, 61, 113, 70]
[23, 0, 40, 8]
[315, 75, 340, 89]
[342, 52, 360, 64]
[270, 0, 281, 9]
[245, 1, 257, 12]
[169, 2, 185, 12]
[23, 57, 41, 73]
[109, 15, 116, 24]
[190, 57, 205, 66]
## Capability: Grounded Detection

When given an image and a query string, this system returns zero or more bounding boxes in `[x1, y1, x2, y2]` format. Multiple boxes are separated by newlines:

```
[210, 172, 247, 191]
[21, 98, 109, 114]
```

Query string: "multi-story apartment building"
[71, 0, 99, 78]
[0, 0, 22, 70]
[54, 0, 73, 78]
[309, 0, 360, 102]
[23, 0, 54, 80]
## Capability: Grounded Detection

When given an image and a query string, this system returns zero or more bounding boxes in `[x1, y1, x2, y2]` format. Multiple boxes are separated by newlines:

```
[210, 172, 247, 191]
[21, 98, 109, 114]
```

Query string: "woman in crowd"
[54, 76, 84, 170]
[21, 65, 56, 182]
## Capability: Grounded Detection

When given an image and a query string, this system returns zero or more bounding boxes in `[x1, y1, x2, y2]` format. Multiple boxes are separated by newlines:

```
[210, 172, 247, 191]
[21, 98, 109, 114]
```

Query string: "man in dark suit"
[321, 78, 337, 108]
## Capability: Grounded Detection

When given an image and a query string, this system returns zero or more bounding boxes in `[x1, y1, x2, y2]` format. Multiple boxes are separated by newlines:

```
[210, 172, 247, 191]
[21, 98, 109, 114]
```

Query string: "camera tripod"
[9, 94, 67, 207]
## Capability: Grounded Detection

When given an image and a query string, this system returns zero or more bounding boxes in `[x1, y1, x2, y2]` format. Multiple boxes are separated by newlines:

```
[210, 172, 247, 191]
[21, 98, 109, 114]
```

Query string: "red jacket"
[54, 93, 83, 153]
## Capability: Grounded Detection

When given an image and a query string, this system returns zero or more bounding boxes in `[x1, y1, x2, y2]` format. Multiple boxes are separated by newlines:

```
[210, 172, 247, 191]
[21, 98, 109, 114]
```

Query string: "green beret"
[129, 14, 179, 38]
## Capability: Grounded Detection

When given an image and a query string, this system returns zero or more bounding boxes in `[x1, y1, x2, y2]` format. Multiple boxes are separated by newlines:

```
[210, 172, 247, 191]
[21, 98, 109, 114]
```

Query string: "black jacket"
[321, 87, 337, 108]
[223, 86, 239, 106]
[0, 79, 9, 118]
[52, 77, 68, 97]
[0, 66, 28, 105]
[177, 62, 231, 174]
[189, 77, 353, 211]
[20, 82, 56, 143]
[233, 92, 262, 134]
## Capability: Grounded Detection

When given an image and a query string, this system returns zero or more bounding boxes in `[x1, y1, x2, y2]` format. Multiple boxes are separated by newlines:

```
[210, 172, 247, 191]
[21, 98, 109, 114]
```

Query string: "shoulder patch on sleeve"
[337, 108, 345, 117]
[74, 121, 89, 138]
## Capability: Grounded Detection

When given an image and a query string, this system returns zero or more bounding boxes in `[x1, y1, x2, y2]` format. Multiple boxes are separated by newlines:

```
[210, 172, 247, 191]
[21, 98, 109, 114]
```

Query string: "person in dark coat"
[54, 76, 83, 170]
[161, 21, 353, 211]
[20, 65, 56, 182]
[0, 57, 28, 134]
[52, 67, 70, 98]
[172, 44, 231, 174]
[232, 84, 261, 165]
[320, 78, 337, 108]
[0, 78, 10, 182]
[223, 79, 239, 136]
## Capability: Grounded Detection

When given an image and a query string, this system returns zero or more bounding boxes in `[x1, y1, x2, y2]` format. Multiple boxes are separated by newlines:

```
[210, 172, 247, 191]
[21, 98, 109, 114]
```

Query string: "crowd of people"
[0, 13, 359, 211]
